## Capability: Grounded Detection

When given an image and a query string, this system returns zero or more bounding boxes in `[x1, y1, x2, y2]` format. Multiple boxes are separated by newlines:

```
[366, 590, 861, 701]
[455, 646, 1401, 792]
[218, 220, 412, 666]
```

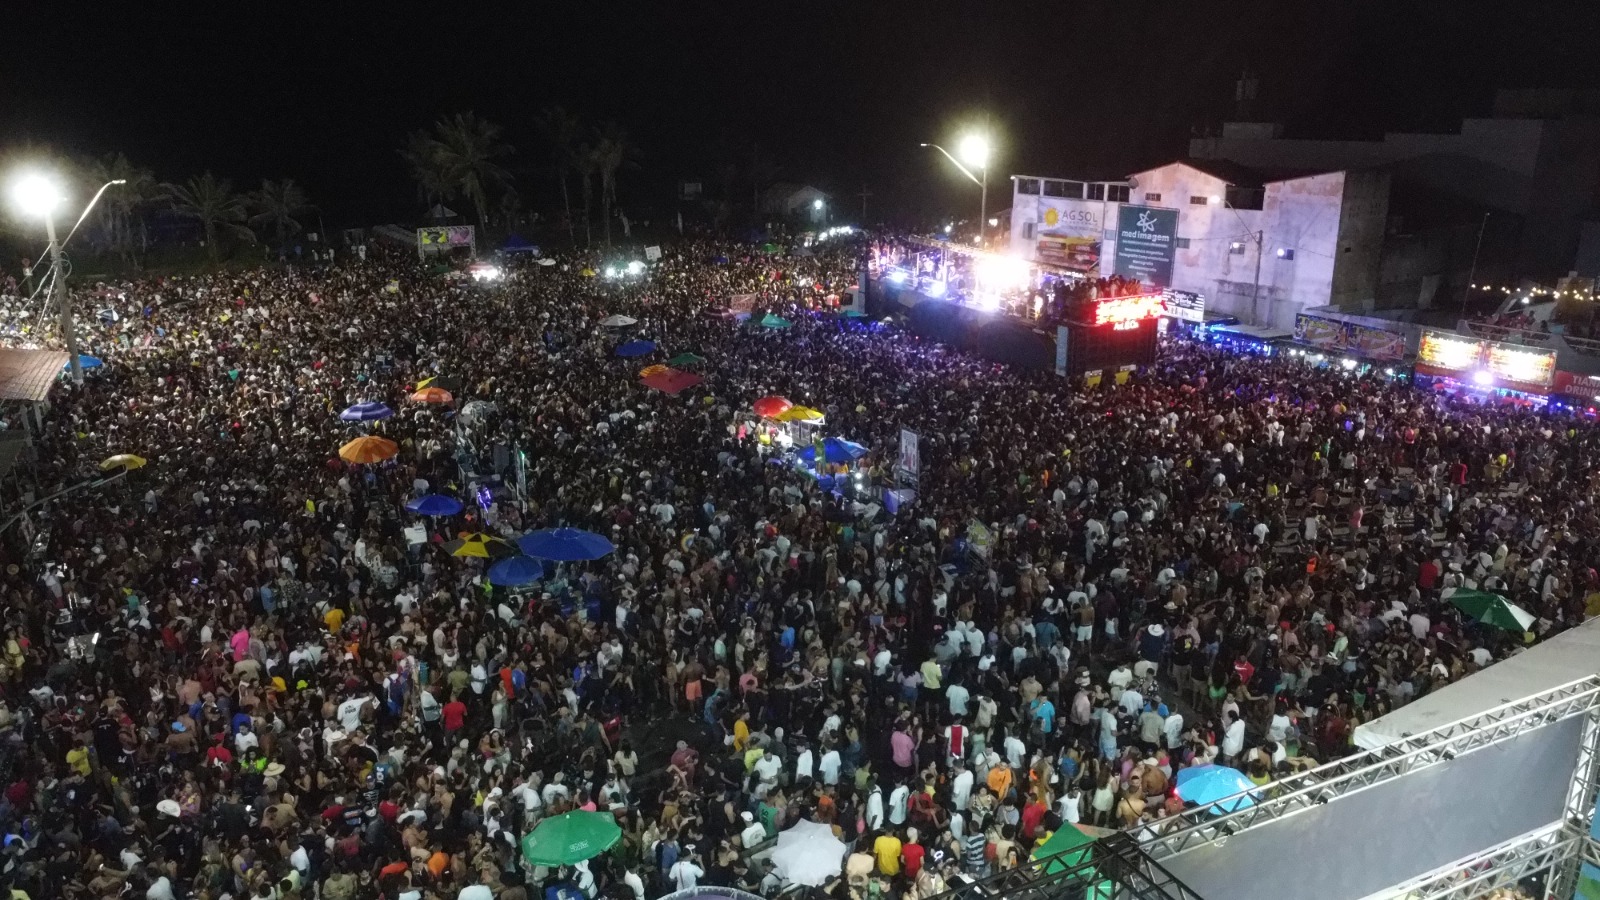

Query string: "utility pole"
[1250, 229, 1264, 325]
[1463, 211, 1489, 320]
[857, 185, 872, 224]
[44, 214, 80, 384]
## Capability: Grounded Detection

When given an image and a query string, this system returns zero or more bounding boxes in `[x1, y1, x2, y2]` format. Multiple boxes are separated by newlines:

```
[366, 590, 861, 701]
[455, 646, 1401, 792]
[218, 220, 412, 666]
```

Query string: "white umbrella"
[600, 314, 638, 327]
[770, 819, 846, 887]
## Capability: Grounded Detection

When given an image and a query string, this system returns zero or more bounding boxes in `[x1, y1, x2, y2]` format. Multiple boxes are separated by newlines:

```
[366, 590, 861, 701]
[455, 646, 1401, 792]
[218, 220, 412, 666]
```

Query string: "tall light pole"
[922, 135, 990, 244]
[10, 173, 123, 384]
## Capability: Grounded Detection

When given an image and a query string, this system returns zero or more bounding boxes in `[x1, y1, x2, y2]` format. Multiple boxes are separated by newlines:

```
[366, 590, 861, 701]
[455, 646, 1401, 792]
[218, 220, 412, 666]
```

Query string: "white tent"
[1353, 615, 1600, 750]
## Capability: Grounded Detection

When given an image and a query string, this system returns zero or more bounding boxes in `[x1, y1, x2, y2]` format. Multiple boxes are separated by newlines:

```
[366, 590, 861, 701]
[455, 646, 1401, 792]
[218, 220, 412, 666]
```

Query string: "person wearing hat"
[737, 810, 767, 849]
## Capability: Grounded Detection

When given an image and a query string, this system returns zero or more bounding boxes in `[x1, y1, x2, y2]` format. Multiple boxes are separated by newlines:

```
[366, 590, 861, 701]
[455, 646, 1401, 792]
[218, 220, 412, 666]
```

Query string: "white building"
[1007, 161, 1390, 330]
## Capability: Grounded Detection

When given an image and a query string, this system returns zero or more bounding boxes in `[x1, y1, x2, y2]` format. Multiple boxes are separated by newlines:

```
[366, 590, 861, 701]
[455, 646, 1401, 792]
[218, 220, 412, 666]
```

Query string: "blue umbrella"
[798, 437, 870, 465]
[516, 527, 616, 561]
[340, 401, 395, 422]
[487, 555, 545, 587]
[405, 494, 464, 516]
[1175, 765, 1258, 814]
[65, 354, 104, 371]
[615, 340, 657, 358]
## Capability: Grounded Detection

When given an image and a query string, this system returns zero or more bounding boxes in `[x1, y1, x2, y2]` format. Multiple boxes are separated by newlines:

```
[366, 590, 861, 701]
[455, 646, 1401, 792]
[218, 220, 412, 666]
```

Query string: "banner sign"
[1417, 330, 1484, 373]
[1554, 371, 1600, 397]
[1416, 329, 1555, 390]
[1484, 342, 1555, 388]
[1161, 289, 1205, 323]
[1113, 205, 1179, 289]
[417, 226, 475, 248]
[1292, 314, 1406, 361]
[727, 293, 758, 316]
[896, 429, 921, 487]
[645, 245, 662, 261]
[1035, 198, 1103, 273]
[1093, 294, 1166, 329]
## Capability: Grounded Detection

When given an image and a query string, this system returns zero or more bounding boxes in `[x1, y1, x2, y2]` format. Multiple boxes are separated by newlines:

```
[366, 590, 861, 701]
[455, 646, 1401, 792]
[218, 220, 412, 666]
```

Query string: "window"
[1086, 183, 1105, 201]
[1277, 248, 1295, 261]
[1016, 178, 1040, 195]
[1175, 238, 1191, 249]
[1022, 222, 1035, 239]
[1144, 192, 1162, 203]
[1229, 242, 1247, 255]
[1189, 195, 1211, 205]
[1106, 184, 1130, 203]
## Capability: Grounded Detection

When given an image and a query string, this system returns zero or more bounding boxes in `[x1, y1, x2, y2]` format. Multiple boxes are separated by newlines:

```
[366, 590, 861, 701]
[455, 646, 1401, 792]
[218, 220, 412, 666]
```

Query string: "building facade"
[1007, 162, 1390, 330]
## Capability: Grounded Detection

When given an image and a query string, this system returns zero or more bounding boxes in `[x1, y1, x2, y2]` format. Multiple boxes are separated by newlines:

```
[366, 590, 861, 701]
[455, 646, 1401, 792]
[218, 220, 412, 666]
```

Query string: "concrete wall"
[1331, 169, 1391, 309]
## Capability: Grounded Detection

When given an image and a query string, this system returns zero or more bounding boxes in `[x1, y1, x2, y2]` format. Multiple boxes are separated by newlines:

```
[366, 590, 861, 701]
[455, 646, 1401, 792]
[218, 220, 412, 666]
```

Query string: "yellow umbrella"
[339, 435, 399, 464]
[775, 405, 825, 423]
[100, 453, 148, 472]
[444, 532, 514, 559]
[639, 364, 668, 377]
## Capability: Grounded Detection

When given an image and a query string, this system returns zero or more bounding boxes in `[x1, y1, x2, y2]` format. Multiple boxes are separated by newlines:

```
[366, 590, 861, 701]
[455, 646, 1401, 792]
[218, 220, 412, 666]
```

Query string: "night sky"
[6, 1, 1600, 229]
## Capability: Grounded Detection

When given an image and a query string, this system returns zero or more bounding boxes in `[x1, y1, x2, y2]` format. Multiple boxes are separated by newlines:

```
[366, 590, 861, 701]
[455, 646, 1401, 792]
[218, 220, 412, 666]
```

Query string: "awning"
[0, 349, 70, 402]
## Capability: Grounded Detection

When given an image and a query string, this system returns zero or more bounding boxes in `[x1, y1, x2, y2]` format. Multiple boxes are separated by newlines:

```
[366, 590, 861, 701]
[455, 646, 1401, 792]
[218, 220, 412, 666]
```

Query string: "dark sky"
[6, 0, 1600, 228]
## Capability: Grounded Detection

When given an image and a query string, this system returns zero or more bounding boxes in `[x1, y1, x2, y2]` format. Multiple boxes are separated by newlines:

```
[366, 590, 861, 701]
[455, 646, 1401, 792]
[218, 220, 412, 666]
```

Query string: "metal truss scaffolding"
[1138, 676, 1600, 864]
[922, 833, 1207, 900]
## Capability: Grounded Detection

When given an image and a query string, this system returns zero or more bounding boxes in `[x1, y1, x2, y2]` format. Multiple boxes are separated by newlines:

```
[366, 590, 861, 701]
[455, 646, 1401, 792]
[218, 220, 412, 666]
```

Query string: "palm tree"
[400, 130, 455, 218]
[593, 122, 638, 247]
[574, 142, 599, 248]
[429, 112, 513, 235]
[162, 172, 254, 263]
[86, 152, 157, 265]
[535, 106, 582, 243]
[249, 178, 316, 250]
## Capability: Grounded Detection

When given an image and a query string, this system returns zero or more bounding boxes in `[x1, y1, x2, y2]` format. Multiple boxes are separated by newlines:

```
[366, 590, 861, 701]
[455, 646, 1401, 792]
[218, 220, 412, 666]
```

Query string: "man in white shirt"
[794, 744, 815, 782]
[888, 782, 910, 826]
[818, 746, 842, 785]
[1221, 711, 1246, 765]
[950, 760, 974, 811]
[1162, 710, 1185, 751]
[945, 681, 971, 718]
[337, 693, 372, 732]
[669, 855, 704, 891]
[865, 782, 885, 829]
[739, 811, 769, 849]
[753, 749, 783, 795]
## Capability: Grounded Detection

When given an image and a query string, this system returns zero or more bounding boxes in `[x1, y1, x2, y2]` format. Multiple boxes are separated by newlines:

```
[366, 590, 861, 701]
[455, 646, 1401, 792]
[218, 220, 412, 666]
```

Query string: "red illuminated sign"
[1094, 294, 1165, 329]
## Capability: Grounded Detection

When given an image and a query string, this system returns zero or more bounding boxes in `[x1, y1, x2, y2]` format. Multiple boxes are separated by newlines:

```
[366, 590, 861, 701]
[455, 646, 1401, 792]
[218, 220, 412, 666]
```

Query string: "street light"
[922, 134, 990, 245]
[8, 171, 123, 383]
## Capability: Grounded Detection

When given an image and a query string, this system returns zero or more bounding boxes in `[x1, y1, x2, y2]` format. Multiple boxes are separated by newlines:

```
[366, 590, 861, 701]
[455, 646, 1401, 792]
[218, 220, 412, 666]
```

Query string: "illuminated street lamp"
[9, 171, 123, 383]
[923, 133, 991, 244]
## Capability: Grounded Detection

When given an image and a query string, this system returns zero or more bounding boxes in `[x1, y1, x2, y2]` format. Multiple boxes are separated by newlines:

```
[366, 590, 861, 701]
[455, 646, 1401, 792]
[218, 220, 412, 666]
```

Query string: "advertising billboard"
[1416, 330, 1485, 373]
[1113, 205, 1179, 289]
[1035, 198, 1104, 273]
[1161, 289, 1206, 323]
[1484, 343, 1555, 388]
[1292, 314, 1407, 361]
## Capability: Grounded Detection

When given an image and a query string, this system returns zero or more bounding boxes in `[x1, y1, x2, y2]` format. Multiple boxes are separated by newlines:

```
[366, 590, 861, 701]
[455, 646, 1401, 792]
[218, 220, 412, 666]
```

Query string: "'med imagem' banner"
[1113, 205, 1179, 289]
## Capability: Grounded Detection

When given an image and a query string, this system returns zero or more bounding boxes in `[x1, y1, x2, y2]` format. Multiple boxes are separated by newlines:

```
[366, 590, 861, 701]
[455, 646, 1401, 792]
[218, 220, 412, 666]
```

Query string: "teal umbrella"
[1449, 589, 1535, 631]
[760, 313, 792, 329]
[520, 811, 622, 866]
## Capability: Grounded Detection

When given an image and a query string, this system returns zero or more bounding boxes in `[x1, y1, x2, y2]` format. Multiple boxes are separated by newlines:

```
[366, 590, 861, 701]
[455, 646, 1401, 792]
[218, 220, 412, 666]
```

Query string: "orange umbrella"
[410, 387, 454, 404]
[339, 435, 399, 464]
[639, 364, 668, 377]
[753, 395, 793, 419]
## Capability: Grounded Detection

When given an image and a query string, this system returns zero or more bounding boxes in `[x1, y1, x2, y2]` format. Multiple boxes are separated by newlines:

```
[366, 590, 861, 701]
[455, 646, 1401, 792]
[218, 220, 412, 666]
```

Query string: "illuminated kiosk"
[1053, 294, 1163, 380]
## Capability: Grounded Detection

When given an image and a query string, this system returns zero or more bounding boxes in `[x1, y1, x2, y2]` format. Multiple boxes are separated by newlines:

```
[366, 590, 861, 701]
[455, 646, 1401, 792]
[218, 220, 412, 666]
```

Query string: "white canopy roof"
[1353, 615, 1600, 750]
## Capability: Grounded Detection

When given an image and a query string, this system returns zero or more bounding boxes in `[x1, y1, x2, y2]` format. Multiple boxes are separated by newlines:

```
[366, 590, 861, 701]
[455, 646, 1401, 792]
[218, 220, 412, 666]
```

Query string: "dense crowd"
[0, 234, 1592, 900]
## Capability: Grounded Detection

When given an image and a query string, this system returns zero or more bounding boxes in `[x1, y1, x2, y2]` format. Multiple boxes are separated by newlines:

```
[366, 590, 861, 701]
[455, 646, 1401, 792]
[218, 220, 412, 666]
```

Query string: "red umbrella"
[641, 369, 704, 395]
[753, 395, 793, 418]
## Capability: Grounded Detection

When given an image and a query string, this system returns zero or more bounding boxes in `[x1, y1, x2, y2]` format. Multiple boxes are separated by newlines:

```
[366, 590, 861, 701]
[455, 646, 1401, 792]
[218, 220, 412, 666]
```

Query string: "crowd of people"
[0, 232, 1592, 900]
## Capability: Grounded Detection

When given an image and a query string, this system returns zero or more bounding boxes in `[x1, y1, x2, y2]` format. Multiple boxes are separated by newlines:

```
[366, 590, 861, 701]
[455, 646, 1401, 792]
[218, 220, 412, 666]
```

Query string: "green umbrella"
[1450, 589, 1535, 632]
[760, 313, 793, 329]
[839, 309, 867, 318]
[666, 352, 706, 367]
[520, 811, 622, 867]
[760, 242, 782, 253]
[1030, 827, 1113, 897]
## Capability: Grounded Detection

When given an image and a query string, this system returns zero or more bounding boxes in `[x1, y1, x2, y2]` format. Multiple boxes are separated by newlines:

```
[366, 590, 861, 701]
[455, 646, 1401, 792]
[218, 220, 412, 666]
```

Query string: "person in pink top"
[230, 627, 251, 661]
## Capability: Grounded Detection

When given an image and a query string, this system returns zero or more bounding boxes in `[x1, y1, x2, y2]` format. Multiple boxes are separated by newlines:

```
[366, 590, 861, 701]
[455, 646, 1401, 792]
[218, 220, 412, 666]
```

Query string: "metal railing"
[922, 832, 1206, 900]
[1366, 824, 1582, 900]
